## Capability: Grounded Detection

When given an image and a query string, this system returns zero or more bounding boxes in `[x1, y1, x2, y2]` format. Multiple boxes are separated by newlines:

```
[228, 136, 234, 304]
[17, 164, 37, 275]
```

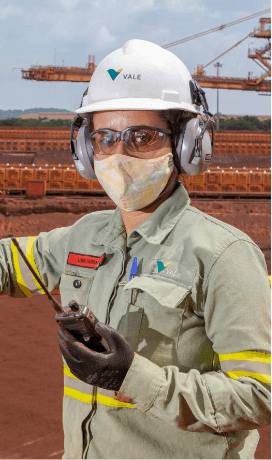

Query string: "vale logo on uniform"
[157, 261, 181, 278]
[157, 261, 170, 273]
[107, 68, 123, 81]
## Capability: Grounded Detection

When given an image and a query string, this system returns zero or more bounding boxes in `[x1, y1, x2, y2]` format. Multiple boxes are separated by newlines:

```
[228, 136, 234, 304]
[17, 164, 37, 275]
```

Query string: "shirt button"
[73, 279, 82, 289]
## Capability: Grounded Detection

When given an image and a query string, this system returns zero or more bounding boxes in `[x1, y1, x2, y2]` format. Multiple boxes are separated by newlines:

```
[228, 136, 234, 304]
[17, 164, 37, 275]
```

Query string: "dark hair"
[85, 109, 196, 175]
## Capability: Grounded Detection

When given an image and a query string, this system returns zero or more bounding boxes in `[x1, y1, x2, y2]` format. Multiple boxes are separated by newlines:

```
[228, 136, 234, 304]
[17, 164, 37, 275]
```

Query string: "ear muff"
[175, 117, 214, 176]
[71, 124, 97, 180]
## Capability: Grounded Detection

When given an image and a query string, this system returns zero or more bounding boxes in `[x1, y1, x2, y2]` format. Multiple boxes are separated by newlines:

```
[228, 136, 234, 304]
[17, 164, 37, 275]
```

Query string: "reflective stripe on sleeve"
[25, 236, 46, 295]
[63, 365, 136, 408]
[64, 373, 95, 404]
[97, 387, 136, 409]
[11, 236, 45, 297]
[219, 351, 271, 384]
[11, 237, 32, 297]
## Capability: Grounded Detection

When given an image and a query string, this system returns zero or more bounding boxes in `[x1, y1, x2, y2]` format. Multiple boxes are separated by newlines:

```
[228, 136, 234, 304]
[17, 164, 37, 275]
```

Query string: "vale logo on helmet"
[107, 69, 141, 81]
[107, 69, 123, 81]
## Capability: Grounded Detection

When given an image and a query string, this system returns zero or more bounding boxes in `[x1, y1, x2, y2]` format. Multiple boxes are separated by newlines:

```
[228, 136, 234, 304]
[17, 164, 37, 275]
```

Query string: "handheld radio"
[11, 237, 107, 352]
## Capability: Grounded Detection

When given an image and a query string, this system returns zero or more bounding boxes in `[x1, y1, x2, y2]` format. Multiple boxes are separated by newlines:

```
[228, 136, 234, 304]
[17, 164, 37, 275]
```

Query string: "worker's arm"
[0, 227, 70, 298]
[117, 240, 271, 432]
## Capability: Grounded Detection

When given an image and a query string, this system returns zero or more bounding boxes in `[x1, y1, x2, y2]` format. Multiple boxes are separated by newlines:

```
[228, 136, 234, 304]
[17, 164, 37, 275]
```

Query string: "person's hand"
[58, 322, 135, 391]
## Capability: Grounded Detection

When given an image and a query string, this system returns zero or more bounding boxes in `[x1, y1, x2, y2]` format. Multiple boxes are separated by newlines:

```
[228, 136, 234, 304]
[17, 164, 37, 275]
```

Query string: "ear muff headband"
[70, 79, 215, 179]
[70, 117, 97, 180]
[173, 79, 215, 175]
[176, 117, 214, 175]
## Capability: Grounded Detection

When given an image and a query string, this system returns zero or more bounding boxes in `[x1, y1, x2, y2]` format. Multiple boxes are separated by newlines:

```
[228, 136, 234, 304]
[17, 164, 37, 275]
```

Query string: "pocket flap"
[123, 276, 191, 309]
[60, 273, 94, 292]
[60, 273, 95, 308]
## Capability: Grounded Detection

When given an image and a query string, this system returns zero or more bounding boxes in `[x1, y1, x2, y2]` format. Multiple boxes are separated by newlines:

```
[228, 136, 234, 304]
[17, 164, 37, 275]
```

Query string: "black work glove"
[58, 322, 135, 391]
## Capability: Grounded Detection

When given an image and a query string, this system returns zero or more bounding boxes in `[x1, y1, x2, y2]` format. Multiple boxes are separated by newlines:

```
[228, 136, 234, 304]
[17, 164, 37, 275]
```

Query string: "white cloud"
[36, 8, 89, 42]
[95, 25, 118, 48]
[58, 0, 85, 10]
[130, 0, 155, 11]
[33, 0, 156, 49]
[0, 5, 22, 20]
[141, 25, 171, 43]
[153, 27, 171, 39]
[209, 11, 222, 20]
[164, 0, 205, 13]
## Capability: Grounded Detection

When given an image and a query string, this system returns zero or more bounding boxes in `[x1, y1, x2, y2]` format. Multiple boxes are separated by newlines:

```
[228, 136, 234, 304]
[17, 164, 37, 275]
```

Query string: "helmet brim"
[76, 98, 199, 116]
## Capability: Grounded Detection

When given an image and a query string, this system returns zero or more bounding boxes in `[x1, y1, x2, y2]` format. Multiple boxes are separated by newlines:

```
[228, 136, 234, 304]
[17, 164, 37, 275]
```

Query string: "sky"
[0, 0, 271, 116]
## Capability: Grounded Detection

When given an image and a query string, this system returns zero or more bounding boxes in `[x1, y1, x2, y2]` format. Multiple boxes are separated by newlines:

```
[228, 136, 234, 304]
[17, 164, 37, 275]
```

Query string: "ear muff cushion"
[84, 126, 95, 172]
[175, 118, 212, 176]
[170, 123, 186, 175]
[73, 126, 97, 180]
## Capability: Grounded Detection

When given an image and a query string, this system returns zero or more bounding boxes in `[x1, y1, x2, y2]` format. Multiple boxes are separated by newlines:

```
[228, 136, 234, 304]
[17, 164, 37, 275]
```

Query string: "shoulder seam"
[186, 205, 260, 245]
[203, 239, 263, 292]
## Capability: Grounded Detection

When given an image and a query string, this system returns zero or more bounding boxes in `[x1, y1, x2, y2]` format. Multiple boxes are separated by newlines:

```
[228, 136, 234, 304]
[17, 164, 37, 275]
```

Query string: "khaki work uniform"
[1, 183, 271, 459]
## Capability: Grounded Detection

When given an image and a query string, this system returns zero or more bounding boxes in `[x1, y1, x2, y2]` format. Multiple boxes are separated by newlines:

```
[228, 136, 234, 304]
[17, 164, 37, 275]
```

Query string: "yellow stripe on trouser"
[219, 351, 271, 384]
[11, 237, 33, 297]
[26, 236, 46, 295]
[63, 365, 136, 409]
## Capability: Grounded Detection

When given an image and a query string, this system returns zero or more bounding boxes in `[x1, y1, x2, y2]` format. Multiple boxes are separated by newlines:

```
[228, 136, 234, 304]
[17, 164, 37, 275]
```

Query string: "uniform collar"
[92, 183, 190, 246]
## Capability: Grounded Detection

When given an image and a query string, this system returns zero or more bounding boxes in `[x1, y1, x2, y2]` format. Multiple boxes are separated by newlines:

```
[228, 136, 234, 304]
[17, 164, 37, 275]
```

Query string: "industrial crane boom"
[20, 10, 271, 92]
[161, 8, 271, 49]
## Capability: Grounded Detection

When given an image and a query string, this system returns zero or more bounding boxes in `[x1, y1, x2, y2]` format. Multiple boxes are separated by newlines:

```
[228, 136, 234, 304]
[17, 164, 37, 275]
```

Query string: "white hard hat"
[76, 39, 199, 115]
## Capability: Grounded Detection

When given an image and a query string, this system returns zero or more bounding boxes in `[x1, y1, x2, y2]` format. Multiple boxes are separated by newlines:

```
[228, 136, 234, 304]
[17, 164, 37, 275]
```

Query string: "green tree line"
[0, 116, 270, 131]
[0, 108, 71, 120]
[218, 116, 270, 131]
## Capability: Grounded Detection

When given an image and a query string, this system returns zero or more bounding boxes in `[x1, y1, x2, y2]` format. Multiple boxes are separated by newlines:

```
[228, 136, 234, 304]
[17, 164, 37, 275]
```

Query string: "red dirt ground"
[0, 195, 270, 459]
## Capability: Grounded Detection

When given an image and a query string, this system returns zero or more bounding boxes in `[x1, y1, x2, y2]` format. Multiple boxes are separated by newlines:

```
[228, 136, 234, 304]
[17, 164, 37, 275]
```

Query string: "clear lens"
[90, 130, 116, 154]
[91, 127, 168, 156]
[125, 128, 166, 152]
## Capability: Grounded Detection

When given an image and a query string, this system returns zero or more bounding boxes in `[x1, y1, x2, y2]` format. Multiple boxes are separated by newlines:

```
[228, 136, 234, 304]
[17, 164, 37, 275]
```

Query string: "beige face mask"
[94, 152, 174, 211]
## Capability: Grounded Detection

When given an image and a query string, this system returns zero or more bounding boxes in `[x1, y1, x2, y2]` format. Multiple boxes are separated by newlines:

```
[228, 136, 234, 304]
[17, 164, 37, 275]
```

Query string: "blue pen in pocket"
[129, 257, 138, 304]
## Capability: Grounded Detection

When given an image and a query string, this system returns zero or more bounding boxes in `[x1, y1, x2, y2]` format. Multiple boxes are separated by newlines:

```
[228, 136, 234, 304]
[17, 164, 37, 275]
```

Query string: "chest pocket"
[122, 275, 191, 367]
[59, 272, 96, 309]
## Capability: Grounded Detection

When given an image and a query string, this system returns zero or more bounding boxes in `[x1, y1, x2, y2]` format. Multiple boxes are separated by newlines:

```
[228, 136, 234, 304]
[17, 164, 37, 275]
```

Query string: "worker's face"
[92, 110, 172, 160]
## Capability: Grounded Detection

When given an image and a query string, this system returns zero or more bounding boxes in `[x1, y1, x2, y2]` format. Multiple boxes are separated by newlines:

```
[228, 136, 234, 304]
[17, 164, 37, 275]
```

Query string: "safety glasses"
[89, 125, 171, 156]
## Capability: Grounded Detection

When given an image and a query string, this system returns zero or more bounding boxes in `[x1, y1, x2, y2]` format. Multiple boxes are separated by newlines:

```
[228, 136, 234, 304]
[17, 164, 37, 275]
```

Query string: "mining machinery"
[21, 13, 271, 93]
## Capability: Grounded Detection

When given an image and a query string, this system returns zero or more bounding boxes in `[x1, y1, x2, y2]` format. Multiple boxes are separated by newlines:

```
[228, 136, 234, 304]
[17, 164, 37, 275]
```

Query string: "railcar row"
[0, 164, 270, 197]
[0, 128, 270, 156]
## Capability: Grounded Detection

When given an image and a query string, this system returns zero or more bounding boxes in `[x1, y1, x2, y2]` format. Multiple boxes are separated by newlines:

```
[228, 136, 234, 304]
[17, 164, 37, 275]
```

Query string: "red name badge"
[67, 252, 106, 269]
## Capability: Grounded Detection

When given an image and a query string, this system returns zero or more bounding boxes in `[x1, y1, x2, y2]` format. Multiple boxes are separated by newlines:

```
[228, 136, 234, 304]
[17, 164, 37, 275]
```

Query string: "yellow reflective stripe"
[218, 351, 272, 385]
[226, 370, 271, 384]
[64, 386, 136, 409]
[11, 237, 33, 297]
[219, 351, 271, 363]
[64, 364, 77, 379]
[63, 365, 136, 408]
[26, 236, 45, 295]
[64, 386, 95, 404]
[96, 392, 136, 409]
[268, 275, 271, 287]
